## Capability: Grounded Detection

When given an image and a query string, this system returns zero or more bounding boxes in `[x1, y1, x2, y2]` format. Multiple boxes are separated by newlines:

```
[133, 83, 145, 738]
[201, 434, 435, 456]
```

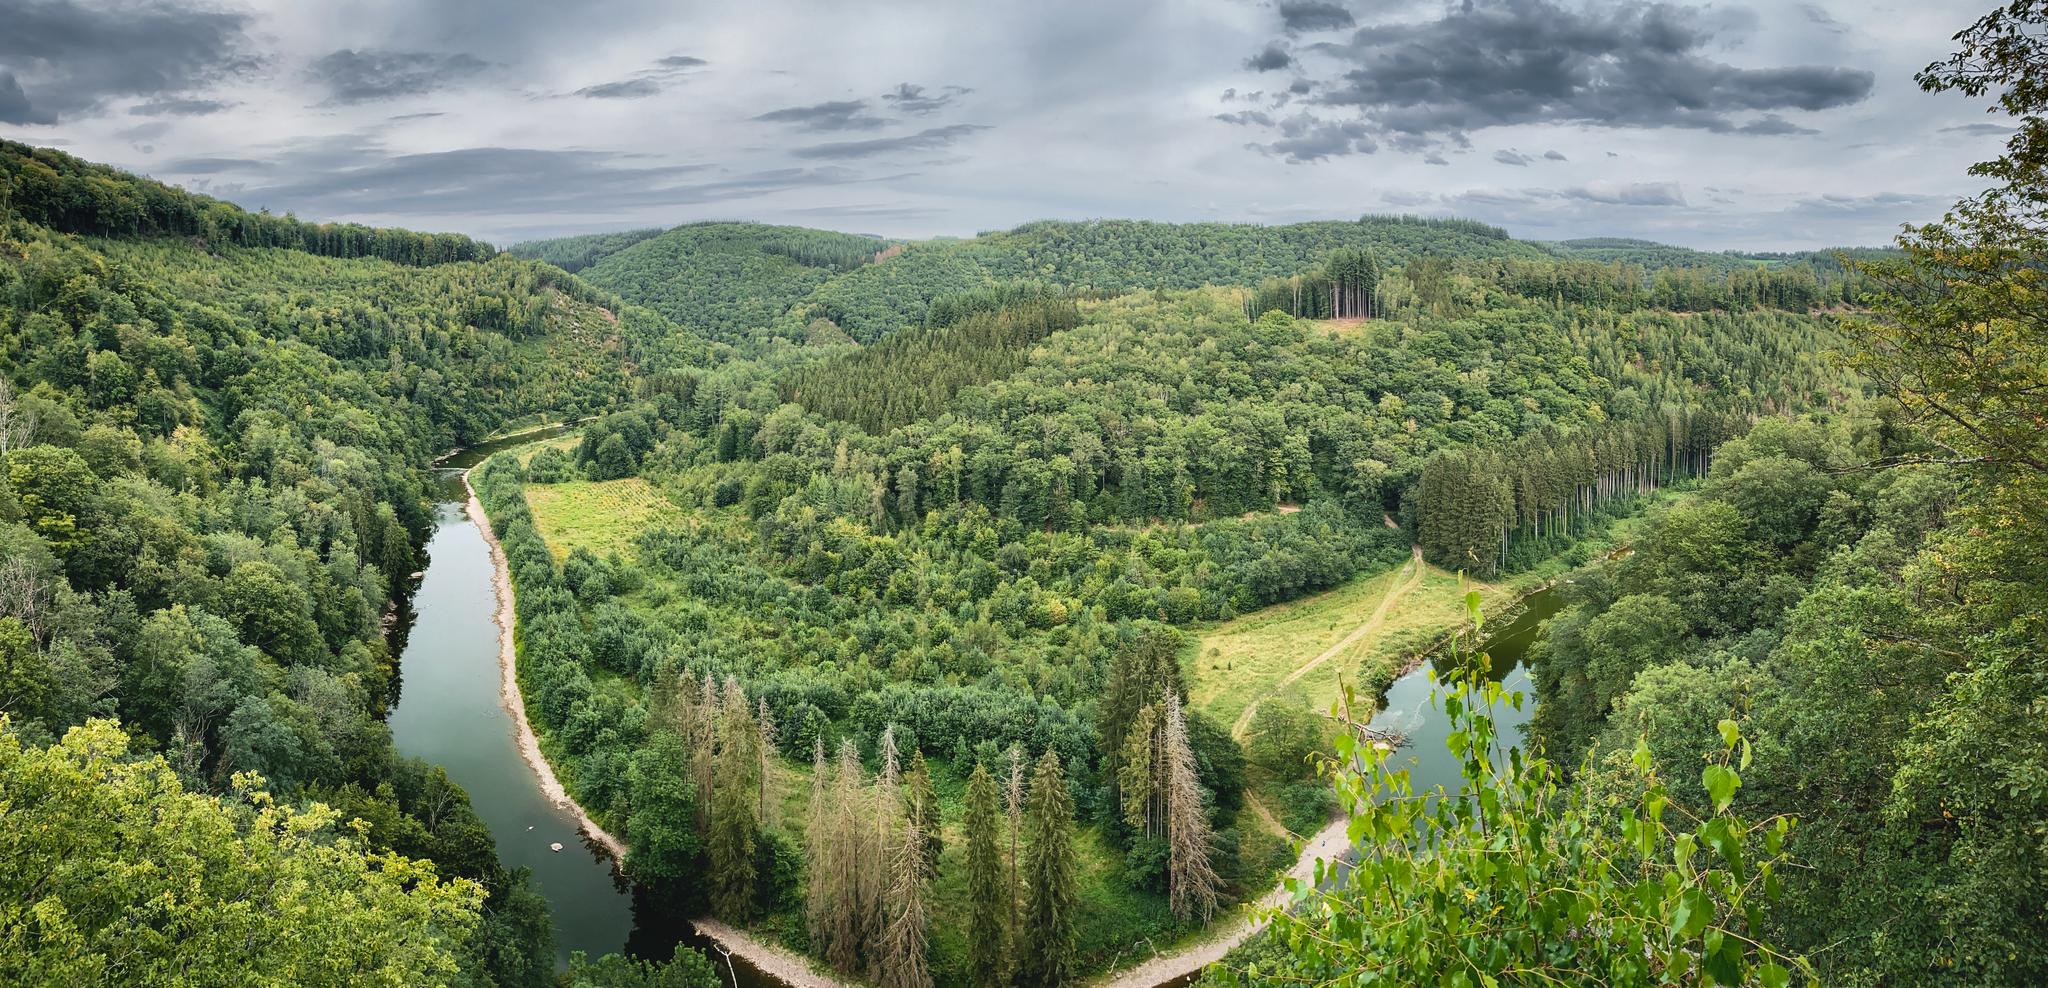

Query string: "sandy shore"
[464, 465, 849, 987]
[464, 467, 630, 863]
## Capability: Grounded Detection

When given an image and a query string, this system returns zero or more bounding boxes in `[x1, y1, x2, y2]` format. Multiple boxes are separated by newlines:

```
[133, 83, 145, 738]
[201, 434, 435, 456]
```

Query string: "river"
[387, 431, 1561, 985]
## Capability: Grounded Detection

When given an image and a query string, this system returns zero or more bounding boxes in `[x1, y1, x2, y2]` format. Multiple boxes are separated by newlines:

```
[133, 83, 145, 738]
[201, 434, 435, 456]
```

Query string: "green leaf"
[1758, 962, 1791, 988]
[1702, 763, 1741, 812]
[1716, 718, 1739, 749]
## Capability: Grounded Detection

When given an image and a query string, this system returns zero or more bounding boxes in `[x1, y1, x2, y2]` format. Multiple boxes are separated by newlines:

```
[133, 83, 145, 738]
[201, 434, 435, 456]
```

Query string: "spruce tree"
[880, 817, 933, 988]
[906, 749, 943, 879]
[1162, 691, 1222, 923]
[707, 679, 760, 920]
[962, 762, 1011, 988]
[1019, 751, 1078, 988]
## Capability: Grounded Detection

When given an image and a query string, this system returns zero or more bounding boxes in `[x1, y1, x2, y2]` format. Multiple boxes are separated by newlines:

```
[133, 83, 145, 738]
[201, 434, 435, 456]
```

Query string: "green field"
[522, 478, 688, 560]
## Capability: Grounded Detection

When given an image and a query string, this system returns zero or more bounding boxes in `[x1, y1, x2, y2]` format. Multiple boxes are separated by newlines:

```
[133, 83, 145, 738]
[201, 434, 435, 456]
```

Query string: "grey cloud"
[1259, 0, 1873, 154]
[1735, 114, 1817, 136]
[1494, 149, 1532, 166]
[1246, 44, 1293, 72]
[0, 0, 255, 123]
[882, 83, 969, 115]
[1940, 122, 2014, 136]
[1215, 110, 1276, 127]
[129, 96, 234, 116]
[1543, 149, 1567, 161]
[1380, 190, 1436, 207]
[789, 124, 988, 159]
[755, 100, 886, 131]
[1257, 112, 1376, 162]
[571, 54, 705, 100]
[309, 49, 490, 104]
[1278, 1, 1355, 34]
[1559, 181, 1686, 206]
[1794, 191, 1940, 214]
[161, 155, 267, 174]
[0, 72, 54, 125]
[577, 78, 663, 99]
[227, 143, 873, 219]
[1423, 151, 1449, 165]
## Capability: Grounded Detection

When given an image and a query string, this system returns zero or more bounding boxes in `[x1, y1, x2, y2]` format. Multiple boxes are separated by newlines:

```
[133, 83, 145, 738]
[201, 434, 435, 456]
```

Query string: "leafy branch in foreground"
[1245, 591, 1813, 987]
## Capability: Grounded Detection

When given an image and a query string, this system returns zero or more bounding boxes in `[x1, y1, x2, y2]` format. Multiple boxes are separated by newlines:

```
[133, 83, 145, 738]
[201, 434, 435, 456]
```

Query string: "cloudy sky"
[0, 0, 2009, 249]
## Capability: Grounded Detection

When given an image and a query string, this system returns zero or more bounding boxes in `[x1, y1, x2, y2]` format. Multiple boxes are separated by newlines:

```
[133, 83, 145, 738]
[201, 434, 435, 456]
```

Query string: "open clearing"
[1190, 552, 1537, 736]
[523, 478, 687, 560]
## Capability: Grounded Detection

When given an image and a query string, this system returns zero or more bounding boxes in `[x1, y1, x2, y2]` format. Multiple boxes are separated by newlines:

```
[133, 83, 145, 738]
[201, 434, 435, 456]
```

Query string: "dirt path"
[1092, 813, 1351, 988]
[466, 466, 849, 987]
[1230, 545, 1425, 741]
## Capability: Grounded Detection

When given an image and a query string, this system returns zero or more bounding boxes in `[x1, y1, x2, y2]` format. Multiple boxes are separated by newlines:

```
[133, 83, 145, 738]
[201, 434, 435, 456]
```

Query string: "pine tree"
[1162, 691, 1222, 923]
[907, 749, 942, 879]
[880, 816, 933, 988]
[962, 762, 1011, 988]
[1018, 751, 1078, 988]
[1004, 745, 1024, 960]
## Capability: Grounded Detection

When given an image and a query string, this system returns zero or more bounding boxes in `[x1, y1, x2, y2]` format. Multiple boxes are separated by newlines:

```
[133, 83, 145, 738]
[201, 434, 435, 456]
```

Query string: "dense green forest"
[474, 180, 1866, 983]
[0, 141, 718, 986]
[7, 4, 2047, 983]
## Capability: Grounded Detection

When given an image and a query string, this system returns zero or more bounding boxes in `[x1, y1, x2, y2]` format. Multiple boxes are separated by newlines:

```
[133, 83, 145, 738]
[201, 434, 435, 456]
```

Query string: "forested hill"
[0, 146, 716, 983]
[525, 213, 1877, 347]
[1, 140, 495, 266]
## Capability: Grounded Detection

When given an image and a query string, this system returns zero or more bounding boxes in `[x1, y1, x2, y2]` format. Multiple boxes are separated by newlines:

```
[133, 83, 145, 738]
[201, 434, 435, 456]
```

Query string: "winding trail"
[1097, 546, 1424, 987]
[465, 466, 849, 988]
[1092, 813, 1351, 988]
[1229, 545, 1425, 741]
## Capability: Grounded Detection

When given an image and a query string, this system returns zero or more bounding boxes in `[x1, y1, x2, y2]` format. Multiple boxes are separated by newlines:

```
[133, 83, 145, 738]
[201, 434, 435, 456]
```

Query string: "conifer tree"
[906, 749, 942, 878]
[804, 739, 834, 952]
[1019, 751, 1078, 988]
[707, 678, 760, 920]
[865, 726, 904, 981]
[825, 740, 866, 975]
[757, 697, 780, 830]
[962, 762, 1011, 988]
[1119, 702, 1161, 836]
[1004, 745, 1025, 957]
[1162, 690, 1222, 922]
[880, 816, 933, 988]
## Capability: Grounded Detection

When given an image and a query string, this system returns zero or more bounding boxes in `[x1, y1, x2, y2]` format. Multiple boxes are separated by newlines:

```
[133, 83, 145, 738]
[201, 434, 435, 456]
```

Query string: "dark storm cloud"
[225, 143, 872, 217]
[1246, 44, 1293, 72]
[1247, 0, 1873, 156]
[129, 96, 234, 116]
[0, 73, 53, 126]
[308, 49, 490, 104]
[789, 124, 988, 159]
[1278, 1, 1355, 34]
[755, 100, 887, 131]
[0, 0, 255, 123]
[881, 83, 969, 115]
